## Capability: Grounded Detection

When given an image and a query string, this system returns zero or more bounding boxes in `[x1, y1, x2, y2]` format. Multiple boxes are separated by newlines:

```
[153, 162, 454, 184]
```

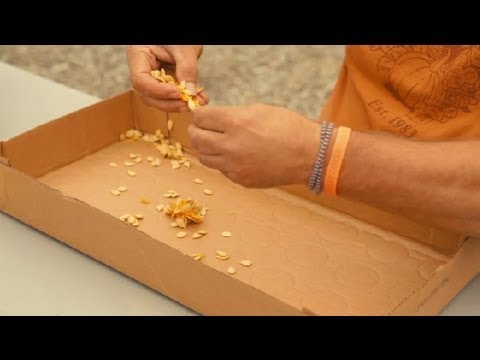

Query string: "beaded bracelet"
[308, 121, 335, 194]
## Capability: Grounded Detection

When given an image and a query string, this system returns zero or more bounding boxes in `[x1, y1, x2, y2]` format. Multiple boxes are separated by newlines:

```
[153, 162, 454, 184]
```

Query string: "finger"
[187, 124, 225, 155]
[140, 94, 189, 112]
[148, 45, 175, 64]
[128, 47, 181, 100]
[171, 47, 199, 95]
[197, 91, 209, 105]
[197, 153, 225, 171]
[192, 106, 229, 132]
[132, 74, 181, 100]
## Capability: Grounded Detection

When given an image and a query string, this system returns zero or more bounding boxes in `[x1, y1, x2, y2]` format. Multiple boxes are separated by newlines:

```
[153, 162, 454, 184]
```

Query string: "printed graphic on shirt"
[370, 46, 480, 124]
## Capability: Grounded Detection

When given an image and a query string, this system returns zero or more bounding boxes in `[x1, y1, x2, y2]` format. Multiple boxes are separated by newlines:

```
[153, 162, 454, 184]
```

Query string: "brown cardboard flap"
[131, 91, 169, 135]
[2, 92, 134, 178]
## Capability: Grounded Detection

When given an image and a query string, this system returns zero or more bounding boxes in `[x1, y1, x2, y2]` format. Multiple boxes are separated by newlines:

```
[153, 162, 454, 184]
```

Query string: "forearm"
[324, 130, 480, 236]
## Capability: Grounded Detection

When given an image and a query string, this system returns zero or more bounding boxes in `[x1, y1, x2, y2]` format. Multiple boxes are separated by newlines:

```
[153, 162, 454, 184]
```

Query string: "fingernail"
[185, 82, 197, 96]
[169, 92, 181, 100]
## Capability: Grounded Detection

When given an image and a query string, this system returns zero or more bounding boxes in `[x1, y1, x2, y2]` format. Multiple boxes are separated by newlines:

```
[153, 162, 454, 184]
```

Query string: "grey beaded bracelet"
[308, 121, 335, 194]
[308, 121, 327, 191]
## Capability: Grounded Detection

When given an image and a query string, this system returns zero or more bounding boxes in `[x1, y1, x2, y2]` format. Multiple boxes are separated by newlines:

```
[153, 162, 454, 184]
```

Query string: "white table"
[0, 62, 478, 316]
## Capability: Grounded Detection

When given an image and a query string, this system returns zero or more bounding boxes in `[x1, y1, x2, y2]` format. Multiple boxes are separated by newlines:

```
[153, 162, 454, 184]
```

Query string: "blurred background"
[0, 45, 344, 120]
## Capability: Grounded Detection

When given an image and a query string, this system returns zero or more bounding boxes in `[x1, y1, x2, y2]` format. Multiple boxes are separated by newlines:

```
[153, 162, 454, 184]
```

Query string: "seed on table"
[171, 160, 180, 170]
[221, 231, 232, 238]
[189, 253, 205, 261]
[156, 204, 164, 212]
[216, 250, 229, 261]
[203, 189, 213, 196]
[132, 219, 140, 227]
[109, 162, 118, 167]
[176, 218, 187, 229]
[170, 222, 178, 228]
[134, 214, 144, 219]
[239, 260, 252, 267]
[183, 161, 191, 169]
[227, 266, 237, 275]
[111, 189, 121, 196]
[147, 156, 154, 162]
[124, 161, 134, 167]
[118, 186, 128, 192]
[168, 119, 174, 131]
[129, 154, 138, 159]
[176, 231, 188, 239]
[198, 230, 207, 235]
[141, 197, 150, 204]
[126, 129, 135, 138]
[127, 216, 136, 224]
[127, 170, 136, 177]
[194, 178, 203, 185]
[192, 233, 202, 239]
[216, 250, 228, 257]
[134, 157, 143, 163]
[151, 159, 161, 167]
[132, 130, 143, 139]
[120, 214, 131, 221]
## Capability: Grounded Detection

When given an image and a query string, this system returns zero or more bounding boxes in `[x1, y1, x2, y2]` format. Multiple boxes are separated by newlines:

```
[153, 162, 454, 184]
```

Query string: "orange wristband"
[323, 126, 352, 196]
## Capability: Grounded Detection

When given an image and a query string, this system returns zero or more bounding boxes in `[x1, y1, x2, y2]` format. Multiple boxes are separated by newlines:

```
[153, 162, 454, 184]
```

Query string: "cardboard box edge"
[0, 164, 305, 316]
[2, 91, 134, 178]
[0, 141, 9, 166]
[391, 236, 480, 315]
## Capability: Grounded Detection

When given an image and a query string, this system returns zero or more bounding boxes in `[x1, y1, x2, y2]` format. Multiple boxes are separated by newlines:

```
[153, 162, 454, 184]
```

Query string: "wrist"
[297, 121, 322, 185]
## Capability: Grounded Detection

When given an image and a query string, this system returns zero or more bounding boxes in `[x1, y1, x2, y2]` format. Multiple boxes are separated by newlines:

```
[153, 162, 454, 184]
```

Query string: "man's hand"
[188, 104, 321, 188]
[127, 45, 209, 112]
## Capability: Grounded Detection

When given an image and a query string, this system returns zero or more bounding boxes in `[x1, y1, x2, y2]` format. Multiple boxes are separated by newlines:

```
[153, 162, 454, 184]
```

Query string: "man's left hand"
[188, 104, 321, 188]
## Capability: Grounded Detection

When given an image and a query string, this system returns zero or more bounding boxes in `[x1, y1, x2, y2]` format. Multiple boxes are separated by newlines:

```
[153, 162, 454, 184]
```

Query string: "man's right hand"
[127, 45, 209, 112]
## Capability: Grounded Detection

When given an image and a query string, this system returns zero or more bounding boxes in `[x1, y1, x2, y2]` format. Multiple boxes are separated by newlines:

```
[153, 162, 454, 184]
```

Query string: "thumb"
[172, 47, 199, 96]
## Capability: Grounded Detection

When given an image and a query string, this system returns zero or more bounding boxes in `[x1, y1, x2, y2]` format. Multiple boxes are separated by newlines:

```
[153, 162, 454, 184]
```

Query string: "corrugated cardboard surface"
[2, 92, 133, 178]
[1, 90, 479, 315]
[0, 164, 301, 315]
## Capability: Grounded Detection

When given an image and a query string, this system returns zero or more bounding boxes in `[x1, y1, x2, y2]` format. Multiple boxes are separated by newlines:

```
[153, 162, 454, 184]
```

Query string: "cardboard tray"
[1, 90, 479, 315]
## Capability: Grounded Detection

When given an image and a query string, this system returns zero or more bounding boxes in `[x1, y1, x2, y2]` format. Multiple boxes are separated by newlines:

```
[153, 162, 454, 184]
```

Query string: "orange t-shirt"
[321, 45, 480, 140]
